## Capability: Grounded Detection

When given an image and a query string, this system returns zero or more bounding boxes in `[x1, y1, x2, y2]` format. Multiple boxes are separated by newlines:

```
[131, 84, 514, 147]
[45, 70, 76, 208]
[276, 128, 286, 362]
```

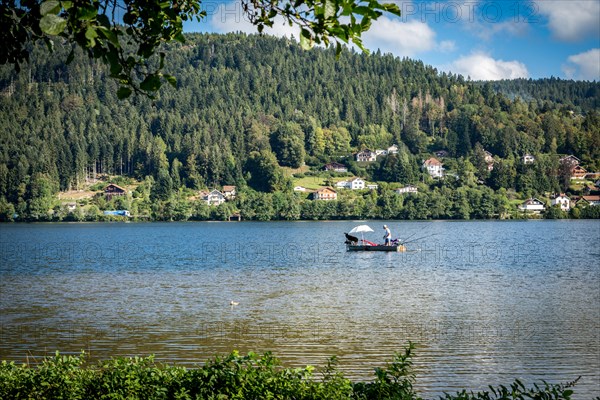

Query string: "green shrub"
[0, 347, 585, 400]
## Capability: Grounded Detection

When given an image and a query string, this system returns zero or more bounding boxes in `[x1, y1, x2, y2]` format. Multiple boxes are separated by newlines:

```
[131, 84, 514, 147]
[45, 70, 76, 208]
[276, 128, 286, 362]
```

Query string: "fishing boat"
[346, 243, 407, 252]
[344, 224, 407, 252]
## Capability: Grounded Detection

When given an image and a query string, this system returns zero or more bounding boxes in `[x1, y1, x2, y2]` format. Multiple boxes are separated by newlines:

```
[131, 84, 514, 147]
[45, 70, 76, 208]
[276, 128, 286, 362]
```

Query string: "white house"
[522, 154, 535, 164]
[356, 149, 377, 162]
[518, 198, 546, 213]
[395, 185, 418, 194]
[387, 144, 399, 154]
[551, 193, 571, 211]
[422, 157, 444, 179]
[202, 189, 226, 206]
[375, 149, 388, 156]
[336, 177, 365, 190]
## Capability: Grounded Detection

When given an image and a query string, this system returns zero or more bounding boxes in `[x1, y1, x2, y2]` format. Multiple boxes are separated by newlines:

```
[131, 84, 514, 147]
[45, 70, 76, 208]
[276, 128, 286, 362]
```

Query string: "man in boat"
[383, 225, 391, 246]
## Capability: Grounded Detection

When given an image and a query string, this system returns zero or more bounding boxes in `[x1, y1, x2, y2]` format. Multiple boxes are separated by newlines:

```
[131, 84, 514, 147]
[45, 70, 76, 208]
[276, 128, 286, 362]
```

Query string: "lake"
[1, 220, 599, 398]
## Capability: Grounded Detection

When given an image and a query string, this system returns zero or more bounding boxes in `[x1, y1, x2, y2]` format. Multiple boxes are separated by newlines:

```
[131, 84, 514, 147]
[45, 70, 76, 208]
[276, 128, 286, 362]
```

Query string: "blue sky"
[184, 0, 600, 81]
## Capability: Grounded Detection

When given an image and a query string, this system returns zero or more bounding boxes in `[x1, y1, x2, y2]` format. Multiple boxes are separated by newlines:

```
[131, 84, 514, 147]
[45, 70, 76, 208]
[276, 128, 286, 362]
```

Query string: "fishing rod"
[401, 233, 438, 245]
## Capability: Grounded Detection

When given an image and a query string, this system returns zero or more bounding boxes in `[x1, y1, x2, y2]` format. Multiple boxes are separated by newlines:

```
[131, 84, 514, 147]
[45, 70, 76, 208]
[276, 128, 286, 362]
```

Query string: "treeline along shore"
[0, 33, 598, 222]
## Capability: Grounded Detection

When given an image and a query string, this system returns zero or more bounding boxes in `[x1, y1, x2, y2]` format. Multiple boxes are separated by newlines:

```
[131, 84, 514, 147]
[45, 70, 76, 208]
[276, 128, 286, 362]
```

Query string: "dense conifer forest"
[0, 33, 598, 221]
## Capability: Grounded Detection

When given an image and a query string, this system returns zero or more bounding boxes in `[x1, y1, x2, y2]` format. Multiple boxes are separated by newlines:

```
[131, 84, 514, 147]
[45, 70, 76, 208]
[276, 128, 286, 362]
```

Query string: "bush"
[0, 347, 584, 400]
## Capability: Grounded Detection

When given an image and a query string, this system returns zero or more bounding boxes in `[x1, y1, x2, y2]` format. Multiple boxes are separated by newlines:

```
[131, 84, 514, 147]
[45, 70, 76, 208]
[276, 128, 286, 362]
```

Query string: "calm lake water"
[1, 220, 599, 398]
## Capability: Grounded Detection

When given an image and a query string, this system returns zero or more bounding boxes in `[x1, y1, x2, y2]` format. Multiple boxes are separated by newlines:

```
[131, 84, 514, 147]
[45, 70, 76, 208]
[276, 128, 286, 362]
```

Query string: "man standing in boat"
[383, 225, 391, 246]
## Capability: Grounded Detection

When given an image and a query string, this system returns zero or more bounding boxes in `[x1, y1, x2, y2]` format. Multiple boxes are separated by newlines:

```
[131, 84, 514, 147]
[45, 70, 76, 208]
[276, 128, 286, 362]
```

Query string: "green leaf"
[382, 3, 401, 16]
[40, 1, 61, 16]
[61, 1, 72, 10]
[299, 29, 313, 50]
[324, 0, 336, 19]
[39, 14, 67, 35]
[117, 87, 132, 99]
[77, 5, 98, 21]
[140, 74, 162, 92]
[85, 26, 98, 45]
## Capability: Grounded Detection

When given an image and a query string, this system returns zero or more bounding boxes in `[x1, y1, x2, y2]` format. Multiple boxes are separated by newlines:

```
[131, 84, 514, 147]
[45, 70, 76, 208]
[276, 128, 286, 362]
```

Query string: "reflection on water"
[1, 220, 599, 398]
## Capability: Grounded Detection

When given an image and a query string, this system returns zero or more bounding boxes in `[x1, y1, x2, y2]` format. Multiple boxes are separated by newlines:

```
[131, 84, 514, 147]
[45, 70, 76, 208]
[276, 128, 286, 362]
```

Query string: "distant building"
[312, 187, 337, 200]
[366, 184, 378, 190]
[422, 157, 444, 179]
[578, 195, 600, 207]
[375, 149, 388, 156]
[395, 185, 418, 194]
[484, 150, 494, 171]
[222, 185, 237, 200]
[202, 189, 226, 206]
[387, 144, 399, 154]
[551, 193, 571, 211]
[434, 150, 449, 158]
[323, 162, 348, 173]
[518, 198, 546, 213]
[559, 155, 580, 167]
[337, 177, 365, 190]
[570, 165, 587, 180]
[522, 154, 535, 164]
[293, 186, 308, 192]
[356, 149, 377, 162]
[104, 184, 127, 200]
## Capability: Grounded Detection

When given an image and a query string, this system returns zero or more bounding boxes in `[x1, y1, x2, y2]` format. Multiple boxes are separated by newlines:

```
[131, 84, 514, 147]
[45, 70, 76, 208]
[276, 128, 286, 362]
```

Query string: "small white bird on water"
[230, 300, 239, 306]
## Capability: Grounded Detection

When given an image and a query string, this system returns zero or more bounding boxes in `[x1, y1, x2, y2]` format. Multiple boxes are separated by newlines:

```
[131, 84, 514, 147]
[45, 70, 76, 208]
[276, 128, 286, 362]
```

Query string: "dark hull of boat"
[346, 245, 406, 252]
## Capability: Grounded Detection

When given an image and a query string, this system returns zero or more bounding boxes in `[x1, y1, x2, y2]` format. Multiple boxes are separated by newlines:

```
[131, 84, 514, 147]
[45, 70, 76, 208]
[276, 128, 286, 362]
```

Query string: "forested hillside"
[0, 33, 598, 221]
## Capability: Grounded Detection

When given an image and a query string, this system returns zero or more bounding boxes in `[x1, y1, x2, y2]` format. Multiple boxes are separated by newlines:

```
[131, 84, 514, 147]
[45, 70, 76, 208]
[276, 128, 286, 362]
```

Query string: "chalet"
[312, 187, 337, 201]
[395, 185, 418, 194]
[387, 144, 399, 154]
[367, 184, 379, 190]
[203, 189, 226, 206]
[356, 149, 377, 162]
[518, 198, 546, 213]
[522, 154, 535, 164]
[104, 184, 127, 200]
[422, 157, 444, 179]
[323, 162, 348, 173]
[550, 193, 571, 211]
[336, 177, 365, 190]
[577, 195, 600, 207]
[570, 165, 587, 180]
[375, 149, 388, 156]
[222, 185, 237, 200]
[559, 155, 580, 167]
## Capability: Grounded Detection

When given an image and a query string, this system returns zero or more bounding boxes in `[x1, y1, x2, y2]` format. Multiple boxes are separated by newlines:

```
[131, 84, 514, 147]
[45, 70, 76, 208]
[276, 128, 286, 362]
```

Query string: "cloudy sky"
[185, 0, 600, 81]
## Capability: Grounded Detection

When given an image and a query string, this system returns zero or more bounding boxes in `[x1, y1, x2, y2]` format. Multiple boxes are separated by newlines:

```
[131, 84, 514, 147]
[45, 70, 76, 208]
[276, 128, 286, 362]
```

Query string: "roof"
[423, 157, 442, 166]
[581, 195, 600, 202]
[222, 185, 236, 192]
[324, 162, 346, 167]
[349, 177, 364, 182]
[104, 183, 126, 192]
[316, 187, 336, 193]
[521, 198, 544, 205]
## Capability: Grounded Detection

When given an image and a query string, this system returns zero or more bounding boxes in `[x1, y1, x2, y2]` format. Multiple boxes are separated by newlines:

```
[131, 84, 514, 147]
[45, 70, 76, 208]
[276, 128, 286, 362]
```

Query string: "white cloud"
[438, 40, 457, 53]
[469, 20, 529, 41]
[536, 0, 600, 41]
[563, 48, 600, 81]
[445, 52, 529, 80]
[361, 17, 437, 56]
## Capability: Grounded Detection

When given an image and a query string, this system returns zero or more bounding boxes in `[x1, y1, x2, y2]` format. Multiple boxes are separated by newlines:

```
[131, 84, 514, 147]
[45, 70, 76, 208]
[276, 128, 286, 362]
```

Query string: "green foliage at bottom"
[0, 345, 584, 400]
